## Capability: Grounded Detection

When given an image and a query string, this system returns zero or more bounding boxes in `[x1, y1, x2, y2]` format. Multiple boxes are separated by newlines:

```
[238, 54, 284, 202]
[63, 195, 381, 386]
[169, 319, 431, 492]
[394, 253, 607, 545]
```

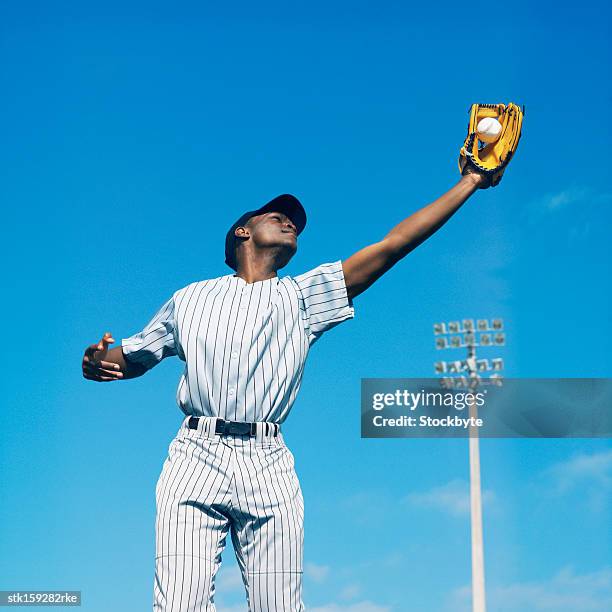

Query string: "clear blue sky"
[1, 1, 611, 610]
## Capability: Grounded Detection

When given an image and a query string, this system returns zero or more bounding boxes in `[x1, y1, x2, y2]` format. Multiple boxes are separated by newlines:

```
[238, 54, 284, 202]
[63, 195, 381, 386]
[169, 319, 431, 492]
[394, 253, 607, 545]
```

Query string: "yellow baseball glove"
[459, 103, 524, 188]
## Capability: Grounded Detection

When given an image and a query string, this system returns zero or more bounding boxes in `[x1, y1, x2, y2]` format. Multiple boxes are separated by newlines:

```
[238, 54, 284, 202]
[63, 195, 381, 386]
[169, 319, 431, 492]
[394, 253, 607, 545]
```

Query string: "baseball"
[477, 117, 502, 143]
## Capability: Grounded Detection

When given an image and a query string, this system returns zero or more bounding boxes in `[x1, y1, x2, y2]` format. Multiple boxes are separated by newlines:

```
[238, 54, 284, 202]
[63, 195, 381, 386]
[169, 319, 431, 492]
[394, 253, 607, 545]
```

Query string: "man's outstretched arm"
[342, 172, 485, 300]
[82, 332, 147, 382]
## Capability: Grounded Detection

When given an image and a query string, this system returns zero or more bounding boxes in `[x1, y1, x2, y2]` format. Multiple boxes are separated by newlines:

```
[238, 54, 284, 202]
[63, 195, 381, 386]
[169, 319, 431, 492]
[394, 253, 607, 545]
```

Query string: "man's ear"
[234, 225, 250, 240]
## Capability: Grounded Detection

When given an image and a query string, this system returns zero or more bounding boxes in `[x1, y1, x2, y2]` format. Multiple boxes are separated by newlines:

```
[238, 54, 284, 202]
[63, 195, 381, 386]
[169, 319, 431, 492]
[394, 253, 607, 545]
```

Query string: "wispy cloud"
[527, 186, 612, 244]
[540, 187, 589, 211]
[339, 583, 362, 600]
[543, 449, 612, 511]
[404, 479, 496, 517]
[306, 561, 331, 583]
[449, 566, 612, 611]
[547, 449, 612, 492]
[531, 185, 612, 216]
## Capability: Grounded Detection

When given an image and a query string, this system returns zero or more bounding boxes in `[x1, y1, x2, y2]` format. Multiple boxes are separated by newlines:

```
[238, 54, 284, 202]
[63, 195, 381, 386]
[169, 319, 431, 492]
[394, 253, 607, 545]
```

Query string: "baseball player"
[81, 105, 522, 611]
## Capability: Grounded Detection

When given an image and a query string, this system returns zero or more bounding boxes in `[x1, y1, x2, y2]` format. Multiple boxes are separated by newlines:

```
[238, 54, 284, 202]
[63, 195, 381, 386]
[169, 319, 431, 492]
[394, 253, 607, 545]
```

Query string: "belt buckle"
[215, 419, 255, 436]
[217, 419, 251, 435]
[227, 421, 250, 435]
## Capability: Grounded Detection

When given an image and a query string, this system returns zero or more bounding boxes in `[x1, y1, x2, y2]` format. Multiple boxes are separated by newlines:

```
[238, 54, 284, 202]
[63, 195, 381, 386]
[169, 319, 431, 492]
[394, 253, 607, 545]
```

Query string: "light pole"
[433, 318, 505, 612]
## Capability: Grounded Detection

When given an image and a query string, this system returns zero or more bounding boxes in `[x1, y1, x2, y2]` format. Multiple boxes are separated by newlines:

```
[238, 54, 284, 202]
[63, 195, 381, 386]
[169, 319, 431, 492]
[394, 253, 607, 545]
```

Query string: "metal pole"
[467, 346, 486, 612]
[433, 319, 503, 612]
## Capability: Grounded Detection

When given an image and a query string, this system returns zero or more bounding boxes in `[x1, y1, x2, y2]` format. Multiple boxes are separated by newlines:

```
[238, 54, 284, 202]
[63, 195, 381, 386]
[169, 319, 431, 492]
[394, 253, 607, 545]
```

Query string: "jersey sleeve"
[121, 294, 178, 370]
[292, 260, 355, 344]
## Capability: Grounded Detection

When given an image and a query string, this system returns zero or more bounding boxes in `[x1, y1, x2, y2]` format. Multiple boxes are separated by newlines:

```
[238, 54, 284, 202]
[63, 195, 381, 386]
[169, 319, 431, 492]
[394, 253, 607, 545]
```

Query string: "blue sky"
[1, 1, 611, 610]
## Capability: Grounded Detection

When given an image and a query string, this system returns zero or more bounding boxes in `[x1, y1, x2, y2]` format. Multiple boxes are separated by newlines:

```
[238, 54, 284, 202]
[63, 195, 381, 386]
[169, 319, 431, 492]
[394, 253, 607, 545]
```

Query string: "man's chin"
[274, 244, 297, 269]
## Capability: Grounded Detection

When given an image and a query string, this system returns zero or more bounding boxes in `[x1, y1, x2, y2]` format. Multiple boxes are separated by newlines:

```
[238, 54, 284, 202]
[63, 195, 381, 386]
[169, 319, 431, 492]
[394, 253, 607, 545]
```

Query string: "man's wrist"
[461, 171, 487, 190]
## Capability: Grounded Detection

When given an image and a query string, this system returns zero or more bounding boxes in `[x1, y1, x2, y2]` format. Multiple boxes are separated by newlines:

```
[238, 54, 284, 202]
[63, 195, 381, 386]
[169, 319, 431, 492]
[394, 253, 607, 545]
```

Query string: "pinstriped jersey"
[121, 260, 354, 422]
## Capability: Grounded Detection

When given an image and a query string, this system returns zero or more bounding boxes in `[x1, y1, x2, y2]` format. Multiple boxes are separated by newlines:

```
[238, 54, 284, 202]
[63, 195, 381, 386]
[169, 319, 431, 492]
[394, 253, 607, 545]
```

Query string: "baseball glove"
[458, 102, 524, 188]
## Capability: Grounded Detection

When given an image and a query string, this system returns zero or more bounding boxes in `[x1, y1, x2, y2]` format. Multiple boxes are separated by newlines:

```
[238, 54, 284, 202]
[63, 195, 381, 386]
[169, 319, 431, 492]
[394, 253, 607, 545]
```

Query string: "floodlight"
[492, 358, 504, 371]
[429, 315, 506, 612]
[435, 337, 448, 349]
[433, 322, 446, 335]
[494, 333, 505, 346]
[477, 359, 489, 372]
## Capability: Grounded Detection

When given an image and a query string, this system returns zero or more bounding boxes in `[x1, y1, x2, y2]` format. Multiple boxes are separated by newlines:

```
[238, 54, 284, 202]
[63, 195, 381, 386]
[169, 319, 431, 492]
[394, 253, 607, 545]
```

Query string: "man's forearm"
[104, 346, 147, 379]
[342, 172, 485, 300]
[384, 173, 483, 259]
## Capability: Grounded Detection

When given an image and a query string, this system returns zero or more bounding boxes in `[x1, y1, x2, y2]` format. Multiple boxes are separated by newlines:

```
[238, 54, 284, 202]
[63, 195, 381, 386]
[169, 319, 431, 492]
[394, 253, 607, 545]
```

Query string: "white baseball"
[477, 117, 502, 143]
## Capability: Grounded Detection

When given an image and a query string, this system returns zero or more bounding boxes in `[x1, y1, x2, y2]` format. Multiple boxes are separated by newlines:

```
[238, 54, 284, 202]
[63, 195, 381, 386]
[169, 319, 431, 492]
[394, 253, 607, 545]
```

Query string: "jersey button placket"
[239, 291, 248, 311]
[228, 284, 248, 418]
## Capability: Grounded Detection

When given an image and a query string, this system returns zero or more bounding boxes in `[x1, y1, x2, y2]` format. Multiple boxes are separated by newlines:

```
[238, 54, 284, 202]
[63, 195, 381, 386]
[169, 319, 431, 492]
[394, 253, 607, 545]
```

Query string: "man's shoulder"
[283, 261, 344, 284]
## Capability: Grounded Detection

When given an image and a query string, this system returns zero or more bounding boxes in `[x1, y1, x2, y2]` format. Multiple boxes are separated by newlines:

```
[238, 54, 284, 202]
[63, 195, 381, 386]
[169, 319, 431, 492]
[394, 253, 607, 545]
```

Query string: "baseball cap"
[224, 194, 307, 270]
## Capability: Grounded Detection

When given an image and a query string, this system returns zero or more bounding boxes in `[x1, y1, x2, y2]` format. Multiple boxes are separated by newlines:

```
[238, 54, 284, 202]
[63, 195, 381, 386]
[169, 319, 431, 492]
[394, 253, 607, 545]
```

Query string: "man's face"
[236, 211, 298, 265]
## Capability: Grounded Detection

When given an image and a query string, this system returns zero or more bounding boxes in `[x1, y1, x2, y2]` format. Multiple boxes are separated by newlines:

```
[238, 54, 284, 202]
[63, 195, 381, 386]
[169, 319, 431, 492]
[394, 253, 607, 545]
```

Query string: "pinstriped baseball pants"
[153, 416, 305, 611]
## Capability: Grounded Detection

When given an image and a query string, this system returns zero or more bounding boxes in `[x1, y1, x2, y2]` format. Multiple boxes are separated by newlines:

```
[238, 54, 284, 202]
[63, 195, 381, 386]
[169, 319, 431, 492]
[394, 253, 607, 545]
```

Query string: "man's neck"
[234, 259, 279, 284]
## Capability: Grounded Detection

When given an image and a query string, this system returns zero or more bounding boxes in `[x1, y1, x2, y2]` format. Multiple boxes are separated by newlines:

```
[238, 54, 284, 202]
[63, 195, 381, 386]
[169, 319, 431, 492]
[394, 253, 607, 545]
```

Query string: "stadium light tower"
[432, 318, 505, 612]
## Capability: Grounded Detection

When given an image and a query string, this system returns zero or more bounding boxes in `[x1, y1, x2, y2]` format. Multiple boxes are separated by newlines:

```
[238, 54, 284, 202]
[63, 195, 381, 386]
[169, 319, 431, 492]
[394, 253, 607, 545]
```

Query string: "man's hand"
[461, 166, 490, 189]
[459, 102, 524, 188]
[82, 332, 124, 382]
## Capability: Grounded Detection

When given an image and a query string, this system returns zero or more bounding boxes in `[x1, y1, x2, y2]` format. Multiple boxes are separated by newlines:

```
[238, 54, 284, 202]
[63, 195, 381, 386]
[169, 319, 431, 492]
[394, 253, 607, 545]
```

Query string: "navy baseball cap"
[224, 194, 307, 270]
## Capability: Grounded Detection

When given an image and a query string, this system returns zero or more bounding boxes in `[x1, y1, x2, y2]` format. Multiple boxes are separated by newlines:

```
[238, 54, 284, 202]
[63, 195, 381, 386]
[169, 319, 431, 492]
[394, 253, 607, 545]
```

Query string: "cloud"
[449, 566, 612, 611]
[543, 449, 612, 511]
[541, 187, 589, 211]
[309, 602, 391, 612]
[405, 479, 496, 517]
[547, 449, 612, 492]
[528, 187, 612, 241]
[340, 583, 362, 600]
[535, 186, 612, 211]
[305, 561, 331, 583]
